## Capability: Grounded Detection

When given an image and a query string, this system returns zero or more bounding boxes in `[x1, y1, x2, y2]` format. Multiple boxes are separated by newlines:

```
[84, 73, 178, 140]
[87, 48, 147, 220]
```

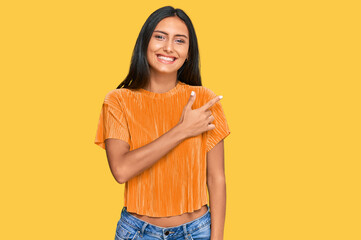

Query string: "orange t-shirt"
[94, 81, 230, 217]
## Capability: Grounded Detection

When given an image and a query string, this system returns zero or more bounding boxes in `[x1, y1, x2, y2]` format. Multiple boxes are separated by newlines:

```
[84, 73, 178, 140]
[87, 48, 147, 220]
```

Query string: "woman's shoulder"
[102, 88, 131, 107]
[179, 82, 216, 99]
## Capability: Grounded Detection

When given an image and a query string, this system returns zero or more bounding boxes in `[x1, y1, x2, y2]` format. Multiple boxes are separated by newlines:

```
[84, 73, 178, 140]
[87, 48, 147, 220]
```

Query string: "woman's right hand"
[177, 91, 223, 138]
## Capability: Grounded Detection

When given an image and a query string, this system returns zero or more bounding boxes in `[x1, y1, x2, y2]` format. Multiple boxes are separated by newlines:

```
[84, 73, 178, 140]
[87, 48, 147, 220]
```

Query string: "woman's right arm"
[106, 123, 186, 184]
[105, 92, 222, 184]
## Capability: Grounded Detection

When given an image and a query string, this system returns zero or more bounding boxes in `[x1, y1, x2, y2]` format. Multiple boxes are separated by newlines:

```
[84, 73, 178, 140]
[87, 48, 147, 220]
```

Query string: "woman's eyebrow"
[153, 30, 188, 39]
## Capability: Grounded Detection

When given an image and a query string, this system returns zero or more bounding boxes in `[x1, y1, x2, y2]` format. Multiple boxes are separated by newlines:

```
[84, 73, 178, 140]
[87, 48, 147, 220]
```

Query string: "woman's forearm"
[119, 124, 187, 183]
[207, 176, 226, 240]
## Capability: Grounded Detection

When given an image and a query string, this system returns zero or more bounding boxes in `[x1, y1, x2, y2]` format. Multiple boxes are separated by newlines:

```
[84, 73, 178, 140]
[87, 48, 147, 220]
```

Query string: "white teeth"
[157, 55, 175, 62]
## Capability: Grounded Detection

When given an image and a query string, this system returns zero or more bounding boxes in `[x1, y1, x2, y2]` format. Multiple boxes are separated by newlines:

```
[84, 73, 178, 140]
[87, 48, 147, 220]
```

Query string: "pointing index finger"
[202, 95, 223, 110]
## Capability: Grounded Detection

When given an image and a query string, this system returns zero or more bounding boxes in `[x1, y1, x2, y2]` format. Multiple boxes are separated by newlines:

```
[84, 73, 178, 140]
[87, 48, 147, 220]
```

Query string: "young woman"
[95, 6, 230, 240]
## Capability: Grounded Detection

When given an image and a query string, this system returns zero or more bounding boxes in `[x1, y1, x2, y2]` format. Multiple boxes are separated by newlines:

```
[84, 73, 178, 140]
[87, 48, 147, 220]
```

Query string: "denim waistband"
[119, 204, 211, 239]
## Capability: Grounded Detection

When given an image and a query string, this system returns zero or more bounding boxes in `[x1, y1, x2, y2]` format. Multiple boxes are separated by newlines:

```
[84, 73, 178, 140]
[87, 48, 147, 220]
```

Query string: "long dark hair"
[116, 6, 202, 90]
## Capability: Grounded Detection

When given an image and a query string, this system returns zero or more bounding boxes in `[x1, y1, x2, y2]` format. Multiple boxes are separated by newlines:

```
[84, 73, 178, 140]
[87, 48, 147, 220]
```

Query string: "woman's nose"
[163, 40, 174, 52]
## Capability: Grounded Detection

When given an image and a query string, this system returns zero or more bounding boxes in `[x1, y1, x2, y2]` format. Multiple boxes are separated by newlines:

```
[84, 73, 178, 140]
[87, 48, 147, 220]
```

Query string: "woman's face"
[146, 16, 190, 75]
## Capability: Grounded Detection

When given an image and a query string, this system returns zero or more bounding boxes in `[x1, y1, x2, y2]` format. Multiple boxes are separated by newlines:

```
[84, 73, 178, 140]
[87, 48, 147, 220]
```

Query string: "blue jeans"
[115, 204, 211, 240]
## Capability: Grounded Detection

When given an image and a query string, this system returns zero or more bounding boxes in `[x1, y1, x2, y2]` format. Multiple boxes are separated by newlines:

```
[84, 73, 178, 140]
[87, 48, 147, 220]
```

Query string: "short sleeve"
[205, 88, 231, 152]
[94, 90, 130, 150]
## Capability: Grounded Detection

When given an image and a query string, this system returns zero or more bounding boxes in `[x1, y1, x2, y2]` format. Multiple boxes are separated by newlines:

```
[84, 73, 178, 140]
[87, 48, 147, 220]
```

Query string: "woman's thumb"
[186, 91, 196, 109]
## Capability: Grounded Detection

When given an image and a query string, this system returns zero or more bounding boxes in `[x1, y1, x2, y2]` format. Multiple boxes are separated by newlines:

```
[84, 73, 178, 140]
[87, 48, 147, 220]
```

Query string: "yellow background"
[1, 0, 360, 239]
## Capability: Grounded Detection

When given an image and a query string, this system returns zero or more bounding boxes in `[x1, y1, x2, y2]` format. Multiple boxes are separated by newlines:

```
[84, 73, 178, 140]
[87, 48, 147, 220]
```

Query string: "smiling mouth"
[156, 54, 177, 63]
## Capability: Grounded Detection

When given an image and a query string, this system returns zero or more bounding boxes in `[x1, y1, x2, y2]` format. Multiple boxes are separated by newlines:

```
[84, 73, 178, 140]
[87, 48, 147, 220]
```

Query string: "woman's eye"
[155, 35, 164, 40]
[176, 39, 185, 43]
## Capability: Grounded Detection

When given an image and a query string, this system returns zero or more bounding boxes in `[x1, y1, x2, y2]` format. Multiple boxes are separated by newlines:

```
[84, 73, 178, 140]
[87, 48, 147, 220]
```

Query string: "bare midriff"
[127, 204, 208, 227]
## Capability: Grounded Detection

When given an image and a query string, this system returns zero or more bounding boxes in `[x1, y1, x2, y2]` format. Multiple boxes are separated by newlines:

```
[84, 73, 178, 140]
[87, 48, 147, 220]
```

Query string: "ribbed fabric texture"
[94, 81, 230, 217]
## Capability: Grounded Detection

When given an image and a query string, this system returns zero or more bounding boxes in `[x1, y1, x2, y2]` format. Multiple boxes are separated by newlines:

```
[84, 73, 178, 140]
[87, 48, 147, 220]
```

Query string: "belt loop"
[182, 224, 190, 239]
[140, 222, 148, 237]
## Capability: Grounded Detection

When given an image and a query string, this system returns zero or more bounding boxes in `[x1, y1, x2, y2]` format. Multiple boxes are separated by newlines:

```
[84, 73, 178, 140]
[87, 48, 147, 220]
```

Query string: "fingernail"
[191, 91, 195, 96]
[219, 95, 223, 99]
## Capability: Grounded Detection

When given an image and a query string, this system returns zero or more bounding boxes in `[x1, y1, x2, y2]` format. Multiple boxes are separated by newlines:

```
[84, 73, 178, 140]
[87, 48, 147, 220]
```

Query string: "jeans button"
[165, 231, 169, 235]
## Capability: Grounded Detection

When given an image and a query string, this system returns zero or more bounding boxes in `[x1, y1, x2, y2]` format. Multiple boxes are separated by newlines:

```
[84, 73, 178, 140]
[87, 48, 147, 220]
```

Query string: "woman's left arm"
[207, 139, 227, 240]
